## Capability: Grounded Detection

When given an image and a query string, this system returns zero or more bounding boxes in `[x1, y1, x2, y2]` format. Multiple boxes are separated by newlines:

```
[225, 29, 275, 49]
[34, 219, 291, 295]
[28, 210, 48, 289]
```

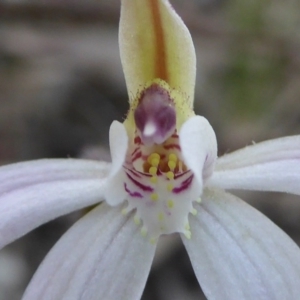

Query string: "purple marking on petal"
[174, 171, 190, 179]
[163, 144, 181, 150]
[125, 172, 154, 192]
[134, 84, 176, 146]
[124, 167, 152, 178]
[132, 151, 142, 162]
[173, 175, 194, 193]
[124, 183, 143, 198]
[181, 174, 194, 185]
[164, 208, 171, 216]
[124, 168, 142, 178]
[131, 146, 140, 156]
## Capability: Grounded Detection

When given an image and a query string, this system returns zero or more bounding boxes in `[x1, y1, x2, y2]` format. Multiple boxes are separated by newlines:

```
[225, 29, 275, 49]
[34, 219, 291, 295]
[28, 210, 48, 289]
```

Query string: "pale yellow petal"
[119, 0, 196, 108]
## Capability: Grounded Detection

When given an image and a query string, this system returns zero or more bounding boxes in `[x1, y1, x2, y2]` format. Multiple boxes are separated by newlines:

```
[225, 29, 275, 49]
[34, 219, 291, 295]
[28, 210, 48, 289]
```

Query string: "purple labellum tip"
[134, 84, 176, 146]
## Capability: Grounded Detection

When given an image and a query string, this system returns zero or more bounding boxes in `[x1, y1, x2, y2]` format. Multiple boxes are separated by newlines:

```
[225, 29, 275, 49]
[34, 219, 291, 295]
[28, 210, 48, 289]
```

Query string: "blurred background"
[0, 0, 300, 299]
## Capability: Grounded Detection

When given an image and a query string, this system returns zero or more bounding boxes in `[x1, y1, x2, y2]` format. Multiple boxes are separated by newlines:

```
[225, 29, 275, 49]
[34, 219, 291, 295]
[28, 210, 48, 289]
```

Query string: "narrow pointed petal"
[209, 135, 300, 194]
[179, 116, 217, 190]
[23, 203, 156, 300]
[0, 159, 110, 248]
[120, 0, 196, 106]
[182, 188, 300, 300]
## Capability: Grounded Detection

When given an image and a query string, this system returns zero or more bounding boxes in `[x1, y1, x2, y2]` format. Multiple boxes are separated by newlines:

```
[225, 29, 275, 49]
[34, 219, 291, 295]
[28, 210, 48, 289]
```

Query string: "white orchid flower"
[1, 0, 300, 299]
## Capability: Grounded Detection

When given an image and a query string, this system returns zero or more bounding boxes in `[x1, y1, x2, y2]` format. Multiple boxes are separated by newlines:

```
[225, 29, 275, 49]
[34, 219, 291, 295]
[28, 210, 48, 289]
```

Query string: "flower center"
[121, 84, 200, 241]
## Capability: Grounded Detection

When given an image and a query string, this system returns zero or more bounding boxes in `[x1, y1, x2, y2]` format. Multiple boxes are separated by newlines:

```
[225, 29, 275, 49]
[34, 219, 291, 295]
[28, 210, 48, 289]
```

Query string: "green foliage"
[223, 0, 287, 120]
[224, 46, 286, 118]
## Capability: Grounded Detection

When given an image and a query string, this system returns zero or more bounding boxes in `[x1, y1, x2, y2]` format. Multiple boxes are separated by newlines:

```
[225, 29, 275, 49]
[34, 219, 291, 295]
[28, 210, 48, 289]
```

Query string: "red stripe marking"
[173, 175, 194, 193]
[134, 136, 142, 144]
[131, 147, 140, 156]
[164, 144, 181, 150]
[149, 0, 168, 81]
[123, 167, 142, 178]
[126, 172, 154, 192]
[132, 151, 142, 162]
[124, 183, 143, 198]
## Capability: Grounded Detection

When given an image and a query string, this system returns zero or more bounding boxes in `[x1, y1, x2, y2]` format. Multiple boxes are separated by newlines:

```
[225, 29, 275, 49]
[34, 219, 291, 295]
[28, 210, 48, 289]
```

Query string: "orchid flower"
[1, 0, 300, 299]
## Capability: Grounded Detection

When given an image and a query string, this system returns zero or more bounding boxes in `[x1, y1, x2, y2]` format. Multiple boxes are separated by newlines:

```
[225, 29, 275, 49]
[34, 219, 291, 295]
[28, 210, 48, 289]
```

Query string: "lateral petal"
[104, 121, 128, 205]
[179, 115, 217, 191]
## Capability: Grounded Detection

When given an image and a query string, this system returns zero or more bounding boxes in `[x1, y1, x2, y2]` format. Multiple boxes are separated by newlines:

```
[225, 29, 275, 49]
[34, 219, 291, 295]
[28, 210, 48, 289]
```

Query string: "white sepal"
[210, 135, 300, 195]
[0, 159, 109, 249]
[23, 203, 156, 300]
[182, 188, 300, 300]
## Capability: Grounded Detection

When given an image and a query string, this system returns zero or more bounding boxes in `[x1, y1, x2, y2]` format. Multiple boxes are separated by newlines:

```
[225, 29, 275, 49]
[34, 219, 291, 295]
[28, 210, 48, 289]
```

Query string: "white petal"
[0, 159, 110, 248]
[182, 188, 300, 300]
[120, 0, 196, 106]
[209, 160, 300, 194]
[209, 135, 300, 194]
[0, 159, 109, 193]
[104, 121, 128, 205]
[23, 203, 156, 300]
[179, 115, 217, 187]
[216, 135, 300, 170]
[108, 121, 128, 178]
